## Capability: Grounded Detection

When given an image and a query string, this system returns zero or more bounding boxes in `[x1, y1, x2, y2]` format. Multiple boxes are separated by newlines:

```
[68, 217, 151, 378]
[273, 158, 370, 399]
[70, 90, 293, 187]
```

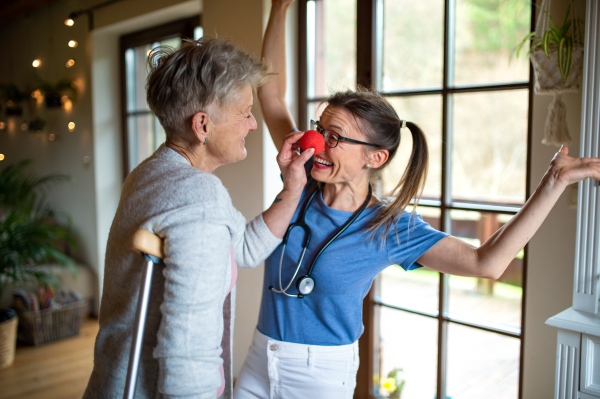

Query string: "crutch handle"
[124, 229, 165, 399]
[131, 229, 165, 259]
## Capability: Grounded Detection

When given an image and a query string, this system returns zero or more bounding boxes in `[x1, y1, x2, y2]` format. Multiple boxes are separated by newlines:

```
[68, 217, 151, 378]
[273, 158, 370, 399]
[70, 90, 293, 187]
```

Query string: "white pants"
[234, 329, 360, 399]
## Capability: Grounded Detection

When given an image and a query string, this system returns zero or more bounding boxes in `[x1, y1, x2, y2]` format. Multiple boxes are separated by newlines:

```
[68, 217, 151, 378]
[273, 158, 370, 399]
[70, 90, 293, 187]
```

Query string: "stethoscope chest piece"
[270, 182, 373, 299]
[296, 275, 315, 298]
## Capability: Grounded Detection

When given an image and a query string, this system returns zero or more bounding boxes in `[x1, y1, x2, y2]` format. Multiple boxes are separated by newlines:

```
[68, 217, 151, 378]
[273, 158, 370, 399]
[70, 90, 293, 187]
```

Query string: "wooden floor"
[0, 319, 98, 399]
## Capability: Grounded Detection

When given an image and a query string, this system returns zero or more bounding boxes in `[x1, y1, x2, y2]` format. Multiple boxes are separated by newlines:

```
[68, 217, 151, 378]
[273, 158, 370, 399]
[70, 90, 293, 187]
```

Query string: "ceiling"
[0, 0, 64, 27]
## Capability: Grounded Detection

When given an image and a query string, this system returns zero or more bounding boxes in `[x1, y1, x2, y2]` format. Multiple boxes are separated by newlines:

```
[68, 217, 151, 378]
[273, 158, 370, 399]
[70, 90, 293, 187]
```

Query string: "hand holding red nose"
[299, 130, 325, 154]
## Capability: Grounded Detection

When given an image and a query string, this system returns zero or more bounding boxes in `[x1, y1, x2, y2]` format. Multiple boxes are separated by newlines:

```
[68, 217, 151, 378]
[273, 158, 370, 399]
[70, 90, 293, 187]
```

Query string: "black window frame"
[297, 1, 535, 398]
[119, 15, 200, 178]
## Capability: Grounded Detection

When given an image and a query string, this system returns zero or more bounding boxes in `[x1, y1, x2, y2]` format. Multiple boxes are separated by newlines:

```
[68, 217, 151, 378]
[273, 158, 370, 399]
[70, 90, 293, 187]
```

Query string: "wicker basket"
[0, 312, 18, 369]
[17, 301, 85, 346]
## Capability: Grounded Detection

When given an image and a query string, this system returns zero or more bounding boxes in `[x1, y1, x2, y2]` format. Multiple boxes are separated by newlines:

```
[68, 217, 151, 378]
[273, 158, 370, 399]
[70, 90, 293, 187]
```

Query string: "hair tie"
[401, 120, 407, 130]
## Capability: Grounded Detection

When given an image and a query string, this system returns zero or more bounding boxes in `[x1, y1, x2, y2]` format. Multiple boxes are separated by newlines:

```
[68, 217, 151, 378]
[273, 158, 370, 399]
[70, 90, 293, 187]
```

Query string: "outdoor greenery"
[0, 160, 78, 297]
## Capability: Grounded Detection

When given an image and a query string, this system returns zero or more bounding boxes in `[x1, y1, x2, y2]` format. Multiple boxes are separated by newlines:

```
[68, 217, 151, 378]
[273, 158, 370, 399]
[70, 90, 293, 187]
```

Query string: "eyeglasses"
[310, 120, 381, 149]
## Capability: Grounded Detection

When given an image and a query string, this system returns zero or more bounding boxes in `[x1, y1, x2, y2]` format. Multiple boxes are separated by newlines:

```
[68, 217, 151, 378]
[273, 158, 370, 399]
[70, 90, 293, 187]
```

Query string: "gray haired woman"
[83, 38, 314, 399]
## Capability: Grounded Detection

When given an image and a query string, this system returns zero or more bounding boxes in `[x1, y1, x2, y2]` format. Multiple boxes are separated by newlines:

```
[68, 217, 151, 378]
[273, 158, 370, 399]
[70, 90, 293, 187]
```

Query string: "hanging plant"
[512, 0, 584, 147]
[36, 79, 77, 109]
[0, 84, 28, 116]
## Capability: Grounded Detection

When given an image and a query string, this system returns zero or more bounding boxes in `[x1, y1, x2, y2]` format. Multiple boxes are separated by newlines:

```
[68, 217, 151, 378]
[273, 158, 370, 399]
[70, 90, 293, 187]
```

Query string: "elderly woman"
[83, 38, 314, 399]
[233, 1, 600, 398]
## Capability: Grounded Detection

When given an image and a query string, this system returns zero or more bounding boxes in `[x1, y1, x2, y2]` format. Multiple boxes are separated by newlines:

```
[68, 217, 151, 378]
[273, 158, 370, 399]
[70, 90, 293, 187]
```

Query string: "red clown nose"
[299, 130, 325, 154]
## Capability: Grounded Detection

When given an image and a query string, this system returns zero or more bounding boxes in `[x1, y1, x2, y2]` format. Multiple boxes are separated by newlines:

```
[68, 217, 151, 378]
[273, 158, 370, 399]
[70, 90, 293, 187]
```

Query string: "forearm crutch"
[124, 229, 165, 399]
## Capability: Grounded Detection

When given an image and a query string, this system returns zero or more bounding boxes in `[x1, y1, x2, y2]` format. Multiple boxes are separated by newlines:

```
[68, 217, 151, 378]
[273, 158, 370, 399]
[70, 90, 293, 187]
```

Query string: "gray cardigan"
[84, 145, 281, 399]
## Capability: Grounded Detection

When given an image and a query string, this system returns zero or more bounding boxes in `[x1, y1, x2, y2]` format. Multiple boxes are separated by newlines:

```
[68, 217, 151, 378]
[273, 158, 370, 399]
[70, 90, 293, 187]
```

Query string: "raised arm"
[260, 0, 297, 150]
[417, 146, 600, 279]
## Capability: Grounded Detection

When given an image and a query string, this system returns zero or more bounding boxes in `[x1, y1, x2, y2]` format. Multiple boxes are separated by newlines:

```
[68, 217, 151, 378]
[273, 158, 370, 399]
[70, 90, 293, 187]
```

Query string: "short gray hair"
[146, 37, 270, 138]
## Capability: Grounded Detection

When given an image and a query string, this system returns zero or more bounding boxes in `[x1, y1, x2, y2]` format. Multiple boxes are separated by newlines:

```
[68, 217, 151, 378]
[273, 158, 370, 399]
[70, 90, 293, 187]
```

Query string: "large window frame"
[297, 1, 535, 398]
[120, 16, 200, 178]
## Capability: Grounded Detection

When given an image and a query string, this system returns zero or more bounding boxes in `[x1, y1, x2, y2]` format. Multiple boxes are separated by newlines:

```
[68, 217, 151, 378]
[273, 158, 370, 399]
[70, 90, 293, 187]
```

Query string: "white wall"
[0, 0, 100, 311]
[522, 1, 584, 397]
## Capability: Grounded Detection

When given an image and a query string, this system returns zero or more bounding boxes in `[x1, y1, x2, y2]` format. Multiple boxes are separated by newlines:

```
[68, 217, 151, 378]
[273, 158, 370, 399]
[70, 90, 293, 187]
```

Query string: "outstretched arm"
[260, 0, 297, 151]
[417, 146, 600, 279]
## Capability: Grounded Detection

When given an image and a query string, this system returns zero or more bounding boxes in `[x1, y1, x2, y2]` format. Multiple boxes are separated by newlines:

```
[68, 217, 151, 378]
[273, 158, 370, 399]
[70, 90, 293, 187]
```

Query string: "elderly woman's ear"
[191, 112, 210, 145]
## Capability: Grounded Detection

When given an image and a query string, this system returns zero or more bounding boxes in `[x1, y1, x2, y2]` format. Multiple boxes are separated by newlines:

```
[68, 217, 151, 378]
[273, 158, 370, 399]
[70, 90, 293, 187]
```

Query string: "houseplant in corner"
[0, 160, 78, 364]
[513, 1, 584, 146]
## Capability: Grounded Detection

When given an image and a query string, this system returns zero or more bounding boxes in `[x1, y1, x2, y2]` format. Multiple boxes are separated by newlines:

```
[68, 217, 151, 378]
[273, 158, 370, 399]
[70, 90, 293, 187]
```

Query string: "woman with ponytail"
[234, 1, 600, 398]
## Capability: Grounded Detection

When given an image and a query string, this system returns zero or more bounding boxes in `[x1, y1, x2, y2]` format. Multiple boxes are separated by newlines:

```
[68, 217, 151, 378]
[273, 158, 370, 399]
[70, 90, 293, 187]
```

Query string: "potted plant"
[0, 160, 78, 359]
[36, 79, 77, 109]
[513, 1, 584, 146]
[0, 84, 28, 117]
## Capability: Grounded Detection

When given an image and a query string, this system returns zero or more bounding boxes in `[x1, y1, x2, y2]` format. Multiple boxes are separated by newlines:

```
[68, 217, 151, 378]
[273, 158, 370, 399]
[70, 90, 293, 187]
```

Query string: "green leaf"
[543, 30, 551, 55]
[558, 37, 567, 80]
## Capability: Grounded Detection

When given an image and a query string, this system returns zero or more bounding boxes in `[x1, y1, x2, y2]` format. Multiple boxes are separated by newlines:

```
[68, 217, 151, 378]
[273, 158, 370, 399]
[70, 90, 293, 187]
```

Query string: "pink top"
[217, 246, 237, 397]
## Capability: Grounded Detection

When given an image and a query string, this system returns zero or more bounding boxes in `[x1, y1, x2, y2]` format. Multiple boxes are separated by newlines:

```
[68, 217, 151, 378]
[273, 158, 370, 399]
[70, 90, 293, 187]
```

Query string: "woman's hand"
[419, 145, 600, 280]
[541, 146, 600, 191]
[277, 130, 314, 197]
[263, 130, 313, 239]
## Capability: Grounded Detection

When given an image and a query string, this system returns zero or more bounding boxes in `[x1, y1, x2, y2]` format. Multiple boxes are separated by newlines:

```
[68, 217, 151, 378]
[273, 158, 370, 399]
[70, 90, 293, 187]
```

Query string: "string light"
[66, 59, 75, 68]
[68, 122, 76, 131]
[0, 122, 5, 130]
[0, 154, 4, 161]
[65, 18, 74, 26]
[32, 59, 41, 67]
[21, 123, 28, 131]
[48, 134, 56, 141]
[31, 90, 42, 99]
[68, 40, 78, 48]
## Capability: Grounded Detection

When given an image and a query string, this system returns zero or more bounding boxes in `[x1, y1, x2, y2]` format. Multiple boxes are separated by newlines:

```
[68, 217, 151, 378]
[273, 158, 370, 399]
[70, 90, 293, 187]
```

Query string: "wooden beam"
[0, 0, 63, 27]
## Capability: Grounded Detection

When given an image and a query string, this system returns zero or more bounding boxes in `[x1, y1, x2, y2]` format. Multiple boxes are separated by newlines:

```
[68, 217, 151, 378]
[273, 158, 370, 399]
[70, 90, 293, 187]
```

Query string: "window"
[298, 1, 533, 398]
[120, 16, 202, 175]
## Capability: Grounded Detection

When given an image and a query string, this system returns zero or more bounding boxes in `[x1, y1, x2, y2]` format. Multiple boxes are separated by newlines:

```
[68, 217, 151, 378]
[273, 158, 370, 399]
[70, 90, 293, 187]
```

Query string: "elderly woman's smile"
[206, 84, 257, 166]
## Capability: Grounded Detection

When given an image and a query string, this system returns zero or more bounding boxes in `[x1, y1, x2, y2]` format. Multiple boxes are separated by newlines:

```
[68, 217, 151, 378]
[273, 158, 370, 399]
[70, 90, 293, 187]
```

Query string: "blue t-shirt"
[257, 177, 448, 346]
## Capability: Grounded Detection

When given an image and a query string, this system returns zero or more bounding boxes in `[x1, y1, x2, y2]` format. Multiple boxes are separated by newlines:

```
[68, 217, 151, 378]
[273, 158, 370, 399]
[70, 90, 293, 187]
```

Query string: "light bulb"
[49, 134, 56, 141]
[0, 154, 4, 161]
[65, 19, 74, 26]
[68, 122, 75, 131]
[21, 123, 28, 131]
[0, 122, 5, 130]
[68, 40, 78, 48]
[66, 59, 75, 68]
[32, 59, 41, 67]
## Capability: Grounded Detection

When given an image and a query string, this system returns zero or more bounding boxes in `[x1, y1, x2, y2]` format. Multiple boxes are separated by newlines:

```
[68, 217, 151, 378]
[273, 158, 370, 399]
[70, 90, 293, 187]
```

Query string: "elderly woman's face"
[209, 84, 257, 165]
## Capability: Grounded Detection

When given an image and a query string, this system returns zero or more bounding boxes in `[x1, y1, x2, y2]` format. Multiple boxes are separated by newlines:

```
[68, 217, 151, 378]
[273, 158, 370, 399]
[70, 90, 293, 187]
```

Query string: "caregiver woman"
[83, 38, 314, 399]
[233, 1, 600, 398]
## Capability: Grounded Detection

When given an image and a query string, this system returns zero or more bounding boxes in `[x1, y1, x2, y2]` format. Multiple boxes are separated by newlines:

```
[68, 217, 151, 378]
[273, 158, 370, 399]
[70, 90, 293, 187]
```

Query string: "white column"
[573, 0, 600, 315]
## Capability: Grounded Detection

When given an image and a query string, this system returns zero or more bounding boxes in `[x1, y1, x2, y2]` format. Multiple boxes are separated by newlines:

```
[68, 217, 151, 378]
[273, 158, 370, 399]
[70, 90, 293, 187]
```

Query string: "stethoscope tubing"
[270, 182, 373, 298]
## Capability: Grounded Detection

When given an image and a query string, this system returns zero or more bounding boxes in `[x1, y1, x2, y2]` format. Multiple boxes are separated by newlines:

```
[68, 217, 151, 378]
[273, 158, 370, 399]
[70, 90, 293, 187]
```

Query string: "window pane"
[307, 0, 356, 98]
[453, 0, 531, 86]
[306, 101, 327, 128]
[385, 95, 442, 199]
[127, 114, 156, 172]
[125, 44, 152, 113]
[451, 90, 528, 204]
[448, 210, 522, 329]
[447, 323, 520, 398]
[377, 307, 437, 398]
[379, 206, 440, 314]
[382, 0, 443, 91]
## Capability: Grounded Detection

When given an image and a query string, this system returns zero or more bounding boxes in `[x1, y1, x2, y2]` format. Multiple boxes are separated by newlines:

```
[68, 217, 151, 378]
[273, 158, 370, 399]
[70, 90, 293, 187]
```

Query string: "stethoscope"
[268, 182, 373, 298]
